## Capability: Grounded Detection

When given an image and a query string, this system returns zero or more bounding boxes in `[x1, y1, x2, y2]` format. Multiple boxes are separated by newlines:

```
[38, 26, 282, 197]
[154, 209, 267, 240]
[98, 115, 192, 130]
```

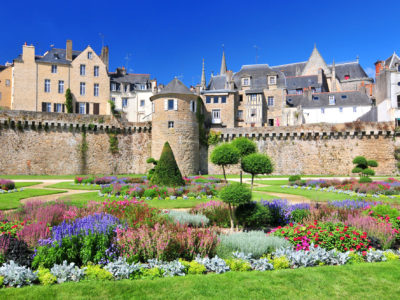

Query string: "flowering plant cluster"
[260, 199, 310, 225]
[0, 179, 15, 191]
[190, 200, 230, 228]
[0, 220, 26, 237]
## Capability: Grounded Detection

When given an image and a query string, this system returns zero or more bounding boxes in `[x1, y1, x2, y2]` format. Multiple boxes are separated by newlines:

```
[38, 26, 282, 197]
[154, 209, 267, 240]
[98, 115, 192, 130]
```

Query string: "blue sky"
[1, 0, 400, 86]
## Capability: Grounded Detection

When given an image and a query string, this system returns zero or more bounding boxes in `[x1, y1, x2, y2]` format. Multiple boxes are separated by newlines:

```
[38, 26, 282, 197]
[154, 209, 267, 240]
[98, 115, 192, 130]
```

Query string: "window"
[397, 95, 400, 108]
[58, 80, 64, 94]
[341, 95, 348, 99]
[339, 107, 343, 112]
[41, 102, 51, 112]
[344, 75, 350, 80]
[206, 96, 211, 104]
[311, 87, 316, 93]
[251, 109, 256, 117]
[168, 99, 174, 110]
[268, 96, 274, 106]
[296, 89, 303, 95]
[237, 110, 243, 120]
[250, 94, 257, 101]
[268, 119, 274, 126]
[44, 79, 50, 93]
[79, 103, 85, 114]
[398, 82, 400, 86]
[242, 78, 250, 86]
[353, 106, 357, 112]
[221, 96, 226, 103]
[321, 108, 325, 114]
[239, 95, 243, 102]
[94, 84, 99, 97]
[122, 98, 128, 108]
[152, 102, 155, 113]
[94, 66, 99, 77]
[80, 64, 86, 76]
[111, 83, 117, 91]
[140, 100, 145, 107]
[168, 121, 174, 128]
[140, 84, 146, 90]
[124, 84, 128, 92]
[213, 96, 219, 103]
[80, 82, 86, 95]
[5, 79, 10, 87]
[329, 95, 335, 105]
[55, 103, 63, 113]
[51, 65, 57, 73]
[212, 109, 221, 124]
[87, 52, 93, 59]
[313, 96, 319, 100]
[111, 97, 115, 102]
[0, 92, 2, 100]
[269, 76, 276, 85]
[190, 100, 196, 112]
[397, 65, 400, 72]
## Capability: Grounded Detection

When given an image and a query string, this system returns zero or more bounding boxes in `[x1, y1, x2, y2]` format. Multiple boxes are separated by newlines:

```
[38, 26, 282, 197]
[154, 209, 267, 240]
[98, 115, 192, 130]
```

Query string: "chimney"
[226, 70, 233, 89]
[317, 68, 323, 85]
[22, 43, 35, 62]
[100, 46, 109, 71]
[66, 40, 72, 61]
[375, 60, 383, 76]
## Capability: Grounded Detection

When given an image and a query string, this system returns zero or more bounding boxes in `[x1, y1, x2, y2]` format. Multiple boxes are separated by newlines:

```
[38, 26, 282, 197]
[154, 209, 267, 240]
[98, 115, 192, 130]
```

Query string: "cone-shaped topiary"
[150, 142, 185, 186]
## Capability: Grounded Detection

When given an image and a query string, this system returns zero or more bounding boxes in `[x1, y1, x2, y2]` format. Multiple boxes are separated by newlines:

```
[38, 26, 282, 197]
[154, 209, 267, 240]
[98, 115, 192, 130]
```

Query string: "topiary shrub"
[231, 137, 257, 184]
[210, 143, 240, 181]
[352, 156, 378, 183]
[219, 183, 252, 229]
[288, 175, 301, 182]
[241, 153, 273, 190]
[150, 142, 185, 187]
[235, 202, 272, 229]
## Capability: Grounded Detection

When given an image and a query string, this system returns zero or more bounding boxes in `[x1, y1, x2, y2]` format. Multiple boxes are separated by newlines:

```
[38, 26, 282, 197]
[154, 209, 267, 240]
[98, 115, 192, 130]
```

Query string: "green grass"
[254, 180, 288, 186]
[60, 192, 211, 209]
[252, 191, 277, 201]
[0, 189, 67, 210]
[2, 261, 400, 300]
[0, 174, 145, 180]
[45, 182, 101, 190]
[14, 182, 43, 188]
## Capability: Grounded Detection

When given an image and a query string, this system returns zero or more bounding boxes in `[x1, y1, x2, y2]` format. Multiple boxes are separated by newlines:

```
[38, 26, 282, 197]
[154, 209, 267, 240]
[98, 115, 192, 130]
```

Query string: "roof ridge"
[271, 61, 307, 68]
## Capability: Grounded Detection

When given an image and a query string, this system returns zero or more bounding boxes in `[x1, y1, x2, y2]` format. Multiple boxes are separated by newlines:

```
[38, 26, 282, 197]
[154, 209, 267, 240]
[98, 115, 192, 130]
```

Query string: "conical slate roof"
[158, 78, 193, 95]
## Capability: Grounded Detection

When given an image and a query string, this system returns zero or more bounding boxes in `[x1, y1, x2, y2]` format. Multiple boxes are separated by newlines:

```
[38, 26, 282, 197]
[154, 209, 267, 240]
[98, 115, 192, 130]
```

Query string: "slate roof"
[286, 91, 372, 108]
[0, 65, 7, 72]
[158, 78, 193, 95]
[207, 75, 227, 90]
[359, 106, 377, 122]
[233, 64, 284, 90]
[329, 62, 369, 80]
[14, 48, 82, 65]
[384, 52, 400, 69]
[271, 62, 306, 77]
[110, 72, 150, 84]
[286, 75, 320, 90]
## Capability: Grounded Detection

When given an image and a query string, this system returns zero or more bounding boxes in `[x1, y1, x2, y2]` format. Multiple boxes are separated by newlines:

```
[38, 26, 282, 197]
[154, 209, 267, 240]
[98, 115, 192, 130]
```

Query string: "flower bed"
[0, 179, 15, 191]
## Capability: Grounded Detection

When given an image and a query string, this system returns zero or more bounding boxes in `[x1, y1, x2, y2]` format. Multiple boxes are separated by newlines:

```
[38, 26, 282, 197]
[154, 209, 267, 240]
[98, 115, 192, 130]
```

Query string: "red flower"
[340, 237, 345, 240]
[362, 251, 367, 256]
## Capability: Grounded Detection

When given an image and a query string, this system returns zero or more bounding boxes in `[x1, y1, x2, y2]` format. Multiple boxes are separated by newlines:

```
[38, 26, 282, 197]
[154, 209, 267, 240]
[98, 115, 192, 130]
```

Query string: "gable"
[302, 47, 330, 76]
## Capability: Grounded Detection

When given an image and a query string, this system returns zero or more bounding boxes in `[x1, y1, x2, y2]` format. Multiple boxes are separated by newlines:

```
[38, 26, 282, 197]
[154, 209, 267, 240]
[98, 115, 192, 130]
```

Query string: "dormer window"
[269, 76, 277, 85]
[341, 95, 348, 99]
[344, 75, 350, 80]
[329, 95, 335, 105]
[313, 96, 319, 101]
[296, 89, 303, 95]
[311, 87, 316, 93]
[242, 78, 250, 86]
[111, 82, 117, 91]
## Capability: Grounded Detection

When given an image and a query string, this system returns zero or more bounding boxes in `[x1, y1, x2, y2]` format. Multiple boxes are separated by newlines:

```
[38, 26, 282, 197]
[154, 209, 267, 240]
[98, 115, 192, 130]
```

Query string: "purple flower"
[328, 199, 381, 210]
[261, 199, 310, 224]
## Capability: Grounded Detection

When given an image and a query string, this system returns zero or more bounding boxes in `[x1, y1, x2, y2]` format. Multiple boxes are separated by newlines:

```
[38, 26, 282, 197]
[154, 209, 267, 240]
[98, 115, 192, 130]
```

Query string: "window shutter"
[190, 100, 194, 112]
[174, 99, 178, 111]
[152, 102, 155, 113]
[42, 102, 46, 112]
[194, 100, 197, 113]
[75, 102, 79, 114]
[62, 104, 65, 113]
[164, 99, 168, 111]
[86, 103, 90, 114]
[53, 103, 56, 112]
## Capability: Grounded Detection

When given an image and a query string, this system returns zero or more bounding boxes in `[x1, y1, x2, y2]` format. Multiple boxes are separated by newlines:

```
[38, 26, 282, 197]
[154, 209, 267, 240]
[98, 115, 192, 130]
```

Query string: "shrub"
[210, 143, 240, 180]
[144, 259, 186, 277]
[143, 188, 158, 198]
[50, 261, 86, 283]
[352, 156, 378, 182]
[290, 209, 310, 224]
[195, 255, 230, 274]
[348, 252, 365, 264]
[0, 235, 33, 267]
[359, 177, 372, 183]
[235, 202, 272, 229]
[0, 179, 15, 190]
[165, 210, 209, 227]
[190, 201, 230, 228]
[270, 256, 290, 270]
[0, 276, 3, 286]
[383, 251, 399, 261]
[289, 175, 301, 182]
[141, 267, 163, 279]
[187, 260, 207, 274]
[84, 265, 113, 281]
[150, 142, 185, 187]
[225, 258, 252, 271]
[0, 261, 37, 287]
[104, 258, 141, 280]
[217, 231, 291, 258]
[37, 267, 57, 285]
[219, 183, 252, 229]
[231, 137, 257, 157]
[241, 153, 273, 189]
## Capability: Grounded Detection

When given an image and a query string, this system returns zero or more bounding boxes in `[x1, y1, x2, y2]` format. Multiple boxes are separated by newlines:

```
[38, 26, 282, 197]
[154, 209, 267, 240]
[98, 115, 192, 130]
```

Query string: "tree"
[231, 137, 257, 184]
[150, 142, 185, 186]
[65, 88, 73, 113]
[219, 182, 252, 229]
[210, 143, 240, 181]
[241, 153, 274, 190]
[146, 157, 158, 181]
[351, 156, 378, 183]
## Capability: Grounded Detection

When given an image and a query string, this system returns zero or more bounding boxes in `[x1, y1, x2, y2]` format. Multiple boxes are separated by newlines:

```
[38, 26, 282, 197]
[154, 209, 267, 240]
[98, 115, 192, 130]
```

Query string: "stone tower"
[150, 78, 199, 176]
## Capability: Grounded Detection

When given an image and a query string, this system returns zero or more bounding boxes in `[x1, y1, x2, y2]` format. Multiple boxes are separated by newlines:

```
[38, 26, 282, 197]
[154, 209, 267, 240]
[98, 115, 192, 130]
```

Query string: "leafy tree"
[210, 143, 240, 181]
[146, 157, 158, 180]
[235, 202, 272, 229]
[231, 137, 257, 184]
[241, 153, 273, 190]
[351, 156, 378, 183]
[65, 88, 73, 113]
[219, 182, 252, 229]
[150, 142, 184, 186]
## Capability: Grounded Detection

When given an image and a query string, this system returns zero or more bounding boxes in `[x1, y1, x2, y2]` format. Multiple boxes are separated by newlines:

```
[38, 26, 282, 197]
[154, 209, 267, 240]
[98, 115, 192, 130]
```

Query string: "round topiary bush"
[288, 175, 301, 182]
[241, 153, 273, 189]
[231, 137, 257, 157]
[210, 143, 240, 180]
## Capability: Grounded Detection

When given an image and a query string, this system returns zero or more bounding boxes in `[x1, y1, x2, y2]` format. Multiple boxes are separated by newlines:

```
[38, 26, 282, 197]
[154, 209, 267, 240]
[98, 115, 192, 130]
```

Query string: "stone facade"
[0, 66, 12, 109]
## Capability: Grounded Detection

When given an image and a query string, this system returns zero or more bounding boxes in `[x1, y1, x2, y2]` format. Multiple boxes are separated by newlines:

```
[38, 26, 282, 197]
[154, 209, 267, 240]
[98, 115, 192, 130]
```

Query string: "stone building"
[109, 67, 157, 122]
[197, 46, 374, 127]
[374, 52, 400, 124]
[0, 40, 110, 115]
[150, 78, 199, 176]
[0, 64, 12, 109]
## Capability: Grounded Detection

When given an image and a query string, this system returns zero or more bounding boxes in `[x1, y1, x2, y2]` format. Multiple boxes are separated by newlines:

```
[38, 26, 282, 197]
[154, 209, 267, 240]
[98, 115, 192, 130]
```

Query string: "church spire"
[220, 46, 227, 75]
[201, 58, 206, 90]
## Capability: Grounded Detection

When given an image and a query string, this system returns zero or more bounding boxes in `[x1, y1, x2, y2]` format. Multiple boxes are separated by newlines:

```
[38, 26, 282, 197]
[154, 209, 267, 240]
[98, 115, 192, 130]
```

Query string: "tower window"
[268, 96, 274, 106]
[168, 99, 174, 110]
[168, 121, 174, 128]
[87, 52, 93, 59]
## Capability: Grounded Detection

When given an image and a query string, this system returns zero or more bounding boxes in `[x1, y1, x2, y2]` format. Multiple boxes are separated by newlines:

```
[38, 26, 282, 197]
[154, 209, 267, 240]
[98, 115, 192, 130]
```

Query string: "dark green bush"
[290, 209, 310, 223]
[235, 202, 272, 229]
[210, 143, 240, 180]
[241, 153, 273, 189]
[288, 175, 301, 182]
[231, 137, 257, 157]
[359, 177, 372, 183]
[150, 142, 184, 187]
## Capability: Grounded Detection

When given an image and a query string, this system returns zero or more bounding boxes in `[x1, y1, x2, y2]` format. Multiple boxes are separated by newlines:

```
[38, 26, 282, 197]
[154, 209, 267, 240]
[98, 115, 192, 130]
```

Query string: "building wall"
[0, 66, 12, 108]
[201, 93, 235, 128]
[151, 94, 199, 176]
[264, 88, 284, 126]
[303, 106, 371, 124]
[112, 90, 154, 122]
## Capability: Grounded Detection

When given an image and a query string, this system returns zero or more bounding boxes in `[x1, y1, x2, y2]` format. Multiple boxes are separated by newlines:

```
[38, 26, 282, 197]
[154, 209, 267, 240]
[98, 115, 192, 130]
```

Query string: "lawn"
[0, 189, 66, 210]
[45, 182, 101, 190]
[1, 261, 399, 300]
[252, 191, 277, 201]
[14, 182, 43, 188]
[60, 192, 212, 209]
[254, 180, 289, 186]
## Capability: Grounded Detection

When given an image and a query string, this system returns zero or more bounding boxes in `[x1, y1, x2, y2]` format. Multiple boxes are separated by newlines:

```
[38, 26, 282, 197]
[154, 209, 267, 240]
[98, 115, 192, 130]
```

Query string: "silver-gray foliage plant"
[164, 210, 209, 227]
[104, 257, 141, 280]
[144, 259, 186, 277]
[232, 252, 273, 271]
[0, 261, 37, 287]
[365, 249, 387, 263]
[50, 261, 86, 283]
[195, 255, 230, 274]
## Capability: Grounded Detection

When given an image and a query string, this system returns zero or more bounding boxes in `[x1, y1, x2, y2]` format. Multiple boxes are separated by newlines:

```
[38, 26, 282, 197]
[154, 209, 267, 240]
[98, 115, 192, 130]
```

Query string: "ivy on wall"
[196, 97, 208, 146]
[78, 130, 88, 174]
[108, 133, 119, 154]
